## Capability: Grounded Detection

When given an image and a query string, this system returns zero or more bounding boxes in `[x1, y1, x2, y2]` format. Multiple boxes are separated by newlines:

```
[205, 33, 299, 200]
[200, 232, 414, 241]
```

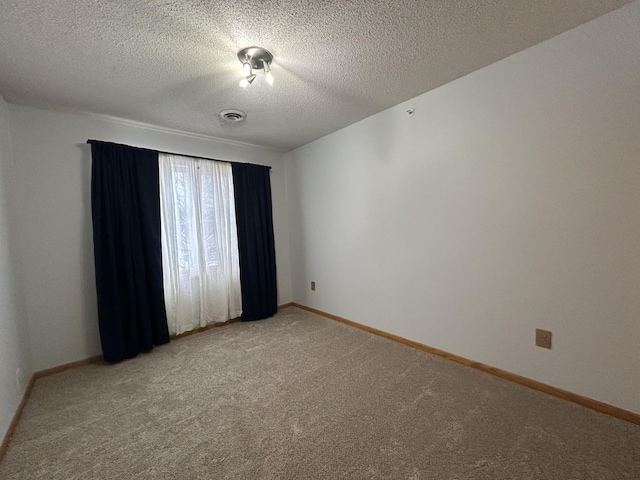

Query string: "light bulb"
[239, 74, 256, 88]
[266, 72, 274, 85]
[243, 61, 252, 76]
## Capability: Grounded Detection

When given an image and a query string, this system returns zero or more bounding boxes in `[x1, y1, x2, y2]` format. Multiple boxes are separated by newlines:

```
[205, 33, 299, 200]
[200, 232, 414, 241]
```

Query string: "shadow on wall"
[79, 143, 100, 355]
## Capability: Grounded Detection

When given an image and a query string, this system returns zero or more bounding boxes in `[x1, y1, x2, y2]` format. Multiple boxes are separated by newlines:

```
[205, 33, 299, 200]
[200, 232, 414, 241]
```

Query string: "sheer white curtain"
[159, 153, 242, 335]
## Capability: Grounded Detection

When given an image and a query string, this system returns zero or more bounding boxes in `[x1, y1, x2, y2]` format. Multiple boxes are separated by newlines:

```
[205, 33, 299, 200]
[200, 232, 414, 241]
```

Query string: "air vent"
[219, 110, 246, 122]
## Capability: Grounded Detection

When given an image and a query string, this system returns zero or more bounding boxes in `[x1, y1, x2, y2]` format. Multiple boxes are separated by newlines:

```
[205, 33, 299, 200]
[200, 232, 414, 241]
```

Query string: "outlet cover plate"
[311, 281, 316, 291]
[536, 329, 552, 349]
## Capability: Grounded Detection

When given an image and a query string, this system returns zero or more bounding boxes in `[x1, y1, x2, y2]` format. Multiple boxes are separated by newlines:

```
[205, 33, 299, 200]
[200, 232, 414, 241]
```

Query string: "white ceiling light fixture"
[237, 46, 273, 88]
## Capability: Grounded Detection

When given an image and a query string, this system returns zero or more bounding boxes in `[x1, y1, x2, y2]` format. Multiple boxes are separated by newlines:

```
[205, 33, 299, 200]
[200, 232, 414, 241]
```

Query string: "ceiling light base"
[237, 46, 273, 70]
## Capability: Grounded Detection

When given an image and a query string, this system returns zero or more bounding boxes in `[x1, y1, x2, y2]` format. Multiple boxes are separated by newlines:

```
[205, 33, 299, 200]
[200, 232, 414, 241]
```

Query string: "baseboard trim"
[34, 355, 104, 379]
[1, 305, 295, 463]
[0, 374, 36, 463]
[1, 354, 104, 463]
[172, 305, 292, 340]
[292, 303, 640, 426]
[171, 317, 241, 340]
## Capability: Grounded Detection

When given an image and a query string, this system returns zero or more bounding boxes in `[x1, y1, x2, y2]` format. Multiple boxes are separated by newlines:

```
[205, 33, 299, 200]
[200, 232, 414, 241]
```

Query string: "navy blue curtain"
[232, 163, 278, 321]
[90, 141, 170, 362]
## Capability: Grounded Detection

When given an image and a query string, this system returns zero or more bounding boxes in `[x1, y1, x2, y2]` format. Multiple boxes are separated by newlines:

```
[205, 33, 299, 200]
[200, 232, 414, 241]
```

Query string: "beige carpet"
[1, 307, 638, 479]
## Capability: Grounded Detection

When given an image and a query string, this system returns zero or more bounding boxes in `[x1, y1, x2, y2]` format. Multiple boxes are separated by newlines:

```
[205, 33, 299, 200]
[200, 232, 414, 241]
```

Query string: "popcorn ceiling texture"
[0, 1, 631, 151]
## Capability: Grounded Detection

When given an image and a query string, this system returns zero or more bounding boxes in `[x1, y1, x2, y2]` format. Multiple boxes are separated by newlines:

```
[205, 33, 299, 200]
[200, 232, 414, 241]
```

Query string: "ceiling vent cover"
[220, 109, 246, 122]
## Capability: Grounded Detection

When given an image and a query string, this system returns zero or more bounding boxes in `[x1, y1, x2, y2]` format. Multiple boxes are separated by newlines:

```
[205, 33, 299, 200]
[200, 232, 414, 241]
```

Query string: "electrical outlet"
[535, 329, 552, 349]
[16, 368, 22, 390]
[311, 281, 316, 291]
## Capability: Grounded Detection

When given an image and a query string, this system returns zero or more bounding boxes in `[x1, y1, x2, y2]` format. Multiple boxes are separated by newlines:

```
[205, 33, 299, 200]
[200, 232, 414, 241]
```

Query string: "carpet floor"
[1, 307, 638, 479]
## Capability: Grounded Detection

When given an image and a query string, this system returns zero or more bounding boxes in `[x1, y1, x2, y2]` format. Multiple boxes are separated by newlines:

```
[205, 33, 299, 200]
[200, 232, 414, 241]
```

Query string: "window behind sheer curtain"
[159, 154, 242, 335]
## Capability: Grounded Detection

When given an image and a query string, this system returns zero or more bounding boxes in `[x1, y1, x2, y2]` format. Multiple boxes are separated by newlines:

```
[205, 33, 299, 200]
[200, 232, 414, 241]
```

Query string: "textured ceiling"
[0, 1, 631, 152]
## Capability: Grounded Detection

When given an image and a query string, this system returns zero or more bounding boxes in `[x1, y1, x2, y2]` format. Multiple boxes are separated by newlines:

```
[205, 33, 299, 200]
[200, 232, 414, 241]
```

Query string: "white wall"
[8, 106, 292, 371]
[285, 2, 640, 414]
[0, 96, 32, 440]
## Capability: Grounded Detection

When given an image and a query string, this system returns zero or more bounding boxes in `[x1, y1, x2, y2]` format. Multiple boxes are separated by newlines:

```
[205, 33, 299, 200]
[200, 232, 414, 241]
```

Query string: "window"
[159, 154, 242, 335]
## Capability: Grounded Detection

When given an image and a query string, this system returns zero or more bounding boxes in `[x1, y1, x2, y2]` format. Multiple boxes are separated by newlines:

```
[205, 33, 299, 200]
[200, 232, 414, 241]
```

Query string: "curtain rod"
[86, 140, 272, 170]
